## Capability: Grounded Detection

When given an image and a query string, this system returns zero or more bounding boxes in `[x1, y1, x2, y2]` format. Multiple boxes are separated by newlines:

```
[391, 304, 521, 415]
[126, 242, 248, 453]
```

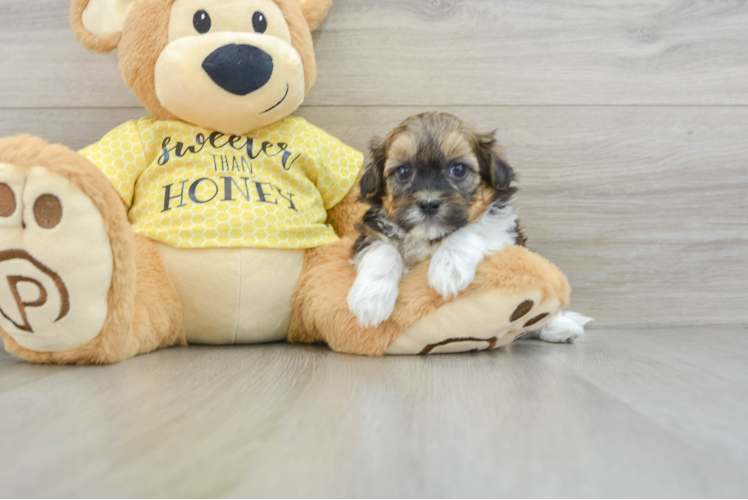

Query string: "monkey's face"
[156, 0, 305, 133]
[72, 0, 330, 135]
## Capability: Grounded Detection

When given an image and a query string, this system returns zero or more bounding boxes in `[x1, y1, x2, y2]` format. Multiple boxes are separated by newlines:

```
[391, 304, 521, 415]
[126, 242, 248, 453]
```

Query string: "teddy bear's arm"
[78, 120, 151, 209]
[325, 179, 368, 239]
[302, 125, 367, 239]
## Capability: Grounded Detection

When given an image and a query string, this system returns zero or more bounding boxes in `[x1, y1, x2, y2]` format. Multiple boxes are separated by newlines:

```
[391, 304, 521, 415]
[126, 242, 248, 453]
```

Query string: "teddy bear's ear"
[299, 0, 334, 31]
[71, 0, 138, 53]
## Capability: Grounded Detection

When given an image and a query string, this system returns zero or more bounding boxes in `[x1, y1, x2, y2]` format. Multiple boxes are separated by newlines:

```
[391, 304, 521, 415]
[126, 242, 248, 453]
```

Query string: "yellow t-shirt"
[79, 116, 363, 249]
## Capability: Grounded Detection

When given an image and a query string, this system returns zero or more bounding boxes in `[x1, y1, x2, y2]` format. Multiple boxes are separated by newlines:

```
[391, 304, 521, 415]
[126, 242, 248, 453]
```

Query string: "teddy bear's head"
[71, 0, 333, 135]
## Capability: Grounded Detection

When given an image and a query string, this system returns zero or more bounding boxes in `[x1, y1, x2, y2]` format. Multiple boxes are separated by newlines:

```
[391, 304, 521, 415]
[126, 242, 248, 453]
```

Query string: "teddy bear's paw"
[386, 292, 562, 355]
[0, 162, 113, 353]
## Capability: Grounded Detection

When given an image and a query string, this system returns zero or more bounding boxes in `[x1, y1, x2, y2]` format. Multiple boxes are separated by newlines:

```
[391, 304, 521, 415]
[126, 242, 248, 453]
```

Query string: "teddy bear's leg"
[289, 240, 572, 356]
[0, 136, 184, 364]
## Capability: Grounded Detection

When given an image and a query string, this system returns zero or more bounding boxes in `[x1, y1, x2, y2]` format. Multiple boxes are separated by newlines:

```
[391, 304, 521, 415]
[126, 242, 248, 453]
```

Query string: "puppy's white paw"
[347, 277, 399, 329]
[428, 245, 477, 299]
[536, 310, 593, 343]
[348, 242, 404, 328]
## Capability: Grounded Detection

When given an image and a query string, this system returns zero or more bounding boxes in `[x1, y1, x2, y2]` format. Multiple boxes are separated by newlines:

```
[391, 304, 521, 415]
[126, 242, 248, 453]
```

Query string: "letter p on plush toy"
[0, 0, 582, 364]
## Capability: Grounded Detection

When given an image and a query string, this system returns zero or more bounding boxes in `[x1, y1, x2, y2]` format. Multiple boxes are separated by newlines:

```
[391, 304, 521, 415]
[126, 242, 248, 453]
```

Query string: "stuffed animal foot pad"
[0, 162, 112, 352]
[386, 288, 563, 355]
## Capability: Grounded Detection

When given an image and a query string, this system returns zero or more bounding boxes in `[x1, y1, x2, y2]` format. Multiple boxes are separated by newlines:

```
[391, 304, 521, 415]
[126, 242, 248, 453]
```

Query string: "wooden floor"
[1, 328, 747, 498]
[1, 0, 747, 497]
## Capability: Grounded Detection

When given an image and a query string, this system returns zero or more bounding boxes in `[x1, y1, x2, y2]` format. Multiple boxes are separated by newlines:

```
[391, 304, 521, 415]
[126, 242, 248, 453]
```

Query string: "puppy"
[347, 112, 522, 326]
[347, 113, 590, 342]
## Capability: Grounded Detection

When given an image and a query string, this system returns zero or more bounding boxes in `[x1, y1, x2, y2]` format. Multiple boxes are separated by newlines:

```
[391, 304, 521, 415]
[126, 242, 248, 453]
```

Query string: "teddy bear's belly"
[157, 244, 305, 344]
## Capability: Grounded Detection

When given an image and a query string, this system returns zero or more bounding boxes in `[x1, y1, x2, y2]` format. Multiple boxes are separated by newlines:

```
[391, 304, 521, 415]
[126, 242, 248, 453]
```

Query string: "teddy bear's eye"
[252, 11, 267, 33]
[193, 10, 212, 34]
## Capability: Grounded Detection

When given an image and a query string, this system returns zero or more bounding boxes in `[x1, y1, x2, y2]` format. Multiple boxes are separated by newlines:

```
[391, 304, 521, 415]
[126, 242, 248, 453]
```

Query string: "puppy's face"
[360, 113, 515, 240]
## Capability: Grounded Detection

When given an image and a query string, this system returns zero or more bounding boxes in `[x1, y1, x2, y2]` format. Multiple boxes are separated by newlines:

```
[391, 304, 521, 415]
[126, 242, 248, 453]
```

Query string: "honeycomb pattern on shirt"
[79, 116, 364, 250]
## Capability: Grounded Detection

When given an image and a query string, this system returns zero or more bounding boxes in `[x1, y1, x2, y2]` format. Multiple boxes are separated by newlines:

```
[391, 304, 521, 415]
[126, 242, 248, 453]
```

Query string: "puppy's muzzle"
[202, 44, 274, 96]
[417, 199, 442, 217]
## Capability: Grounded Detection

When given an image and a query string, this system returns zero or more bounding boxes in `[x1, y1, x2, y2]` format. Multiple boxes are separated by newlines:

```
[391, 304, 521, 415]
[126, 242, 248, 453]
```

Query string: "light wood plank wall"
[1, 0, 746, 329]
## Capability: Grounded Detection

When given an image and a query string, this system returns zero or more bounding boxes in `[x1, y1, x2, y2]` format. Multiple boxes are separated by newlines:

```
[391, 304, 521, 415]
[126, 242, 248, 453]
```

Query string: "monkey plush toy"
[0, 0, 574, 364]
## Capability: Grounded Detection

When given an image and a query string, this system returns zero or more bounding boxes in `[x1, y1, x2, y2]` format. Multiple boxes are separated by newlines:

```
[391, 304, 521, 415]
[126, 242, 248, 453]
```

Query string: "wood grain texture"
[2, 0, 748, 107]
[2, 106, 746, 328]
[0, 329, 747, 498]
[1, 0, 748, 496]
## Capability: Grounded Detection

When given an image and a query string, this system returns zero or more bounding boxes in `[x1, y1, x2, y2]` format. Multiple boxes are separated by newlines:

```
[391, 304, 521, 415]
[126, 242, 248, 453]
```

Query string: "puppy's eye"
[193, 10, 212, 34]
[252, 11, 268, 33]
[450, 164, 468, 180]
[396, 166, 412, 182]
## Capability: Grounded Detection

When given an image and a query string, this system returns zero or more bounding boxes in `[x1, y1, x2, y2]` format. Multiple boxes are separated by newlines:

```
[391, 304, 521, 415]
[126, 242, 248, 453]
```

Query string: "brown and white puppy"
[348, 113, 591, 339]
[347, 113, 525, 328]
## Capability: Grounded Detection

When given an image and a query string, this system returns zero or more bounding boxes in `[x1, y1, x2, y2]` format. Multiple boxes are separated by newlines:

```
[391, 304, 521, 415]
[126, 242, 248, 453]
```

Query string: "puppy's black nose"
[417, 199, 442, 216]
[202, 44, 274, 96]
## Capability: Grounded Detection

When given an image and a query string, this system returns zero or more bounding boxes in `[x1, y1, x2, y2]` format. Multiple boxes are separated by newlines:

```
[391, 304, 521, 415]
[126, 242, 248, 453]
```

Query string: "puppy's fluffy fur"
[348, 113, 524, 327]
[347, 113, 589, 342]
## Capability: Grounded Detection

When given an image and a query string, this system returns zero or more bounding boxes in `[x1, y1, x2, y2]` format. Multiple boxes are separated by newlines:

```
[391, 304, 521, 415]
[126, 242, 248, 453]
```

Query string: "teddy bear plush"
[0, 0, 576, 364]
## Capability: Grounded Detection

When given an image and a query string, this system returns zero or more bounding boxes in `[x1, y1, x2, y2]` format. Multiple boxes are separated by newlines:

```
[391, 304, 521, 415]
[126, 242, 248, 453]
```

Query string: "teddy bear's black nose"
[202, 44, 274, 96]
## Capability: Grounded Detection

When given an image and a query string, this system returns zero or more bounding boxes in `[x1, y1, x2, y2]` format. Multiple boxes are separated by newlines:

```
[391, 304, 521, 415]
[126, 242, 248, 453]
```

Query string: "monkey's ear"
[299, 0, 334, 31]
[71, 0, 137, 53]
[359, 137, 387, 204]
[476, 132, 515, 190]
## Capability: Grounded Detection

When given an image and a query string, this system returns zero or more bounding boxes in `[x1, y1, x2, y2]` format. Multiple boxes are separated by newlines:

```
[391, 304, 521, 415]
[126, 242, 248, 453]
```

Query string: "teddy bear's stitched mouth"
[261, 83, 290, 114]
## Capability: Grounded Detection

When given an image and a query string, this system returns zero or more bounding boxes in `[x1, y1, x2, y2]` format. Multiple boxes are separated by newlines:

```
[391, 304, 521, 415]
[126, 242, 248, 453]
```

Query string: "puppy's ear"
[359, 137, 387, 204]
[488, 147, 515, 189]
[71, 0, 137, 53]
[476, 132, 515, 190]
[300, 0, 334, 31]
